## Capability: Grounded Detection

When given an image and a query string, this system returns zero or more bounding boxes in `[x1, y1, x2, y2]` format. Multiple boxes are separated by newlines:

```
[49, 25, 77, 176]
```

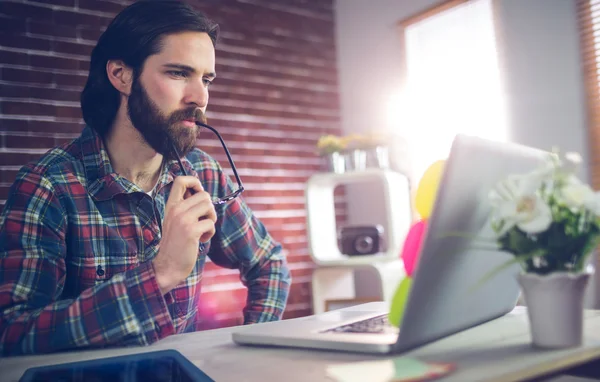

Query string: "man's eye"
[203, 78, 214, 87]
[168, 70, 188, 78]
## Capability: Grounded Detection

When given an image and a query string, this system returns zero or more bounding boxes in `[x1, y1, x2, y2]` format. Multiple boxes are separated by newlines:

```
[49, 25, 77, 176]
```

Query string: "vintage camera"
[338, 225, 385, 256]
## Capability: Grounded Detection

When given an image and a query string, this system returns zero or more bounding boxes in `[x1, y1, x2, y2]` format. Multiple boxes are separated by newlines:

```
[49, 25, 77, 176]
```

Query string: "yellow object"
[388, 277, 413, 328]
[316, 134, 346, 155]
[414, 160, 445, 219]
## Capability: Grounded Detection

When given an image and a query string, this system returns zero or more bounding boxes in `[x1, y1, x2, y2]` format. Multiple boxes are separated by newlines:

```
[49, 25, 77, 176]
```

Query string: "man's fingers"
[195, 219, 216, 243]
[167, 176, 204, 207]
[183, 196, 216, 223]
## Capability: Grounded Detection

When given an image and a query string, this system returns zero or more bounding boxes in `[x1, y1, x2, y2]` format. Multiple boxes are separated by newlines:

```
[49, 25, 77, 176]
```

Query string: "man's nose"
[184, 80, 209, 109]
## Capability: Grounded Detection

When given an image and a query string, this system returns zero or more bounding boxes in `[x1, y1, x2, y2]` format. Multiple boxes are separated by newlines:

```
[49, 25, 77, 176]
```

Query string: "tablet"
[19, 349, 214, 382]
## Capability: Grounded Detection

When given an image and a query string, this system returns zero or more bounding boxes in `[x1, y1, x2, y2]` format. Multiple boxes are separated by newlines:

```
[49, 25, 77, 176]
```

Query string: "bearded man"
[0, 0, 291, 356]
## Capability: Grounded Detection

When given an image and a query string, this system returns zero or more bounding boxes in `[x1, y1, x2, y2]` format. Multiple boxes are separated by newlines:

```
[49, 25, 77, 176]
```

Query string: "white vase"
[345, 149, 367, 171]
[323, 152, 345, 174]
[366, 146, 390, 169]
[517, 270, 592, 349]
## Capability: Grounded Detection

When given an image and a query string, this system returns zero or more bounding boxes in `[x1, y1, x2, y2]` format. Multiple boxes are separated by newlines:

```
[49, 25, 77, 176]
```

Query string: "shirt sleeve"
[205, 161, 292, 324]
[0, 167, 175, 356]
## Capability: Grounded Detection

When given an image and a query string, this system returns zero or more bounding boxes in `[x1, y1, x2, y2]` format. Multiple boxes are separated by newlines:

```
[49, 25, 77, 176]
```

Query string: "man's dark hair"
[81, 0, 219, 136]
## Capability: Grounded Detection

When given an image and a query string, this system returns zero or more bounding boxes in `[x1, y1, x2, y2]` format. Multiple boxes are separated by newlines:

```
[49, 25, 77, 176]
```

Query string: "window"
[578, 0, 600, 190]
[392, 0, 507, 183]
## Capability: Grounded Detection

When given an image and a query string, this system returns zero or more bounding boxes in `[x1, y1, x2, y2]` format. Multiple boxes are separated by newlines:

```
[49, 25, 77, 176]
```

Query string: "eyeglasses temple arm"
[196, 122, 245, 191]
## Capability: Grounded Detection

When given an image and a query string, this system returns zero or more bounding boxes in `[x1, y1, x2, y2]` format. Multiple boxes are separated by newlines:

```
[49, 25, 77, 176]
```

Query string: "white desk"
[2, 303, 600, 382]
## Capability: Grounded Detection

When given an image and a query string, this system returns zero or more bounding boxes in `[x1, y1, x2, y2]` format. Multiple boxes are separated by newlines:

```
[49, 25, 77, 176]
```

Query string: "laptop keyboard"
[322, 314, 393, 334]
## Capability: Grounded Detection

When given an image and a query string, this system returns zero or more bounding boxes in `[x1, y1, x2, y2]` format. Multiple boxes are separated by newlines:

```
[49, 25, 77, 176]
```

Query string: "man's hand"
[153, 176, 217, 295]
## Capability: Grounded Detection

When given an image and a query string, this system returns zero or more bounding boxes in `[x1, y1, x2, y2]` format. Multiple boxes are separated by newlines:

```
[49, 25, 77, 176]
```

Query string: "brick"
[79, 60, 90, 72]
[2, 100, 54, 116]
[241, 189, 304, 197]
[0, 32, 52, 52]
[0, 185, 10, 200]
[30, 54, 83, 71]
[210, 77, 339, 105]
[0, 83, 80, 103]
[28, 0, 76, 7]
[78, 0, 126, 14]
[0, 83, 29, 98]
[208, 103, 338, 122]
[54, 136, 77, 146]
[2, 100, 81, 119]
[0, 152, 43, 166]
[0, 16, 26, 33]
[0, 119, 84, 134]
[0, 119, 29, 133]
[53, 10, 112, 28]
[54, 73, 87, 88]
[285, 281, 312, 305]
[208, 88, 339, 110]
[1, 68, 54, 84]
[27, 20, 77, 39]
[55, 105, 82, 119]
[0, 2, 54, 20]
[53, 40, 94, 57]
[1, 169, 19, 184]
[216, 48, 337, 74]
[0, 50, 30, 65]
[39, 121, 84, 134]
[77, 26, 104, 42]
[5, 134, 55, 149]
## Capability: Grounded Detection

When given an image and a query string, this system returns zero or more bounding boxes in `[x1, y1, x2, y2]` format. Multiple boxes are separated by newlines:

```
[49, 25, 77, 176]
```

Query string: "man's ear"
[106, 59, 133, 96]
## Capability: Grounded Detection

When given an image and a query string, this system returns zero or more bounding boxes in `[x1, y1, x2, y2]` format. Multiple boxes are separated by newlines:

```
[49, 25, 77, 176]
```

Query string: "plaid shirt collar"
[79, 126, 198, 201]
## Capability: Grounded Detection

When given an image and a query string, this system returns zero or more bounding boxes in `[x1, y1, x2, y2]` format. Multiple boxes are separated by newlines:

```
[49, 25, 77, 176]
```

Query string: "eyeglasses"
[171, 122, 244, 205]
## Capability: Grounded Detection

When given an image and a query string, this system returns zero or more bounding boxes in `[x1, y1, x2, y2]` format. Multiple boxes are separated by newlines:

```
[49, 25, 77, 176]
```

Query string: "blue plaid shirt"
[0, 126, 291, 355]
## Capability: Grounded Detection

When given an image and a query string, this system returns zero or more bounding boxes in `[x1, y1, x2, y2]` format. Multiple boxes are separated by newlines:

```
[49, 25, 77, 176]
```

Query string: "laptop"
[232, 134, 548, 354]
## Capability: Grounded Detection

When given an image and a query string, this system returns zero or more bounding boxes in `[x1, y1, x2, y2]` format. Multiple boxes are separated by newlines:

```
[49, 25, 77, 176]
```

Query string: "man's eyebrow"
[163, 63, 216, 78]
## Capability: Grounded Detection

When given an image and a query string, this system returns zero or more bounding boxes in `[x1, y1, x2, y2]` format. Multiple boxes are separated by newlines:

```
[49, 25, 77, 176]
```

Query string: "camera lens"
[354, 235, 374, 254]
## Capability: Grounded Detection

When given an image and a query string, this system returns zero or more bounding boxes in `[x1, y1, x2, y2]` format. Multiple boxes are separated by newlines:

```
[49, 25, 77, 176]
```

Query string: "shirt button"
[154, 322, 161, 333]
[96, 265, 105, 277]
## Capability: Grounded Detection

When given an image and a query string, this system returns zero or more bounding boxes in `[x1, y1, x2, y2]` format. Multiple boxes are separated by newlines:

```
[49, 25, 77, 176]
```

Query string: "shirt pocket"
[64, 252, 140, 294]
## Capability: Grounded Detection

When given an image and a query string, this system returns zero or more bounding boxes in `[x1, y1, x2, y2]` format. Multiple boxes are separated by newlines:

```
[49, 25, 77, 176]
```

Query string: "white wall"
[495, 0, 589, 178]
[333, 0, 443, 239]
[334, 0, 595, 305]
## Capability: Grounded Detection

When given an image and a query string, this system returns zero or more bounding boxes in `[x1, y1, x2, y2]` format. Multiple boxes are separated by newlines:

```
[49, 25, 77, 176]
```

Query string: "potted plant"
[339, 134, 367, 171]
[363, 132, 391, 169]
[487, 150, 600, 348]
[316, 134, 346, 173]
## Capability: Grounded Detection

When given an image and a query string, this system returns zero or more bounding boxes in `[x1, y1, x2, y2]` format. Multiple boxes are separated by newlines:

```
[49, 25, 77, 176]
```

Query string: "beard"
[127, 78, 207, 161]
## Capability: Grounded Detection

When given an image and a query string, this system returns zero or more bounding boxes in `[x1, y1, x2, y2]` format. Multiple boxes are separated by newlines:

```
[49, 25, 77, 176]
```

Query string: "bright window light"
[391, 0, 508, 183]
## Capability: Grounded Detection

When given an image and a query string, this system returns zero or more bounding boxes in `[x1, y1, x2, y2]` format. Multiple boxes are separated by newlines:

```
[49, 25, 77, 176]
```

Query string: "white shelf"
[305, 168, 412, 267]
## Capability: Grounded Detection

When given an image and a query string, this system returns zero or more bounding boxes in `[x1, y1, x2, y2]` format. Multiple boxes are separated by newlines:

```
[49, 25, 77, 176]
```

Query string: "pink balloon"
[401, 220, 427, 276]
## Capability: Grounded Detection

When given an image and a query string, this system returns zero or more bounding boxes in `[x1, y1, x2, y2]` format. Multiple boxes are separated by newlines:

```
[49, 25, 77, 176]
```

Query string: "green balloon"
[389, 277, 412, 328]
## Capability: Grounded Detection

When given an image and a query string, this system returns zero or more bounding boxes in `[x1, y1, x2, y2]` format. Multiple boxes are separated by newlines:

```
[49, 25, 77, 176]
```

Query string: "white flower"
[559, 176, 591, 209]
[556, 175, 600, 215]
[489, 174, 553, 236]
[563, 152, 583, 173]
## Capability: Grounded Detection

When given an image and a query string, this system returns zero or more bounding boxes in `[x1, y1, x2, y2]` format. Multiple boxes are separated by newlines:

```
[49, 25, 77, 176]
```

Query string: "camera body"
[338, 225, 385, 256]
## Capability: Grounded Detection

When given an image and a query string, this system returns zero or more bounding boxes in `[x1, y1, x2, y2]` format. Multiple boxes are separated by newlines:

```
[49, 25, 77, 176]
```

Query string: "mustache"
[170, 107, 207, 125]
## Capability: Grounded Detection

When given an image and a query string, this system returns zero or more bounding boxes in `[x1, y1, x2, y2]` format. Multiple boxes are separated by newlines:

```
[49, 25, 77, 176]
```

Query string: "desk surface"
[2, 303, 600, 382]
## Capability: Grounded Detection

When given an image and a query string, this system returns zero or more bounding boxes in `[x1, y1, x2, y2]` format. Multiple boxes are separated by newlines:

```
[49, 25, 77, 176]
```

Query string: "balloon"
[401, 220, 427, 276]
[415, 160, 445, 219]
[389, 277, 413, 328]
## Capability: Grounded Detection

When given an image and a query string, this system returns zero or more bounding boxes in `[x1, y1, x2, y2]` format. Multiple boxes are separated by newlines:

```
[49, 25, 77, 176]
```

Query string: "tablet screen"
[20, 350, 214, 382]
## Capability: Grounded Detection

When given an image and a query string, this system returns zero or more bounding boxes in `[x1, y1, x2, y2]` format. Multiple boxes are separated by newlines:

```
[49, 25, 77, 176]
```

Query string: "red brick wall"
[0, 0, 342, 328]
